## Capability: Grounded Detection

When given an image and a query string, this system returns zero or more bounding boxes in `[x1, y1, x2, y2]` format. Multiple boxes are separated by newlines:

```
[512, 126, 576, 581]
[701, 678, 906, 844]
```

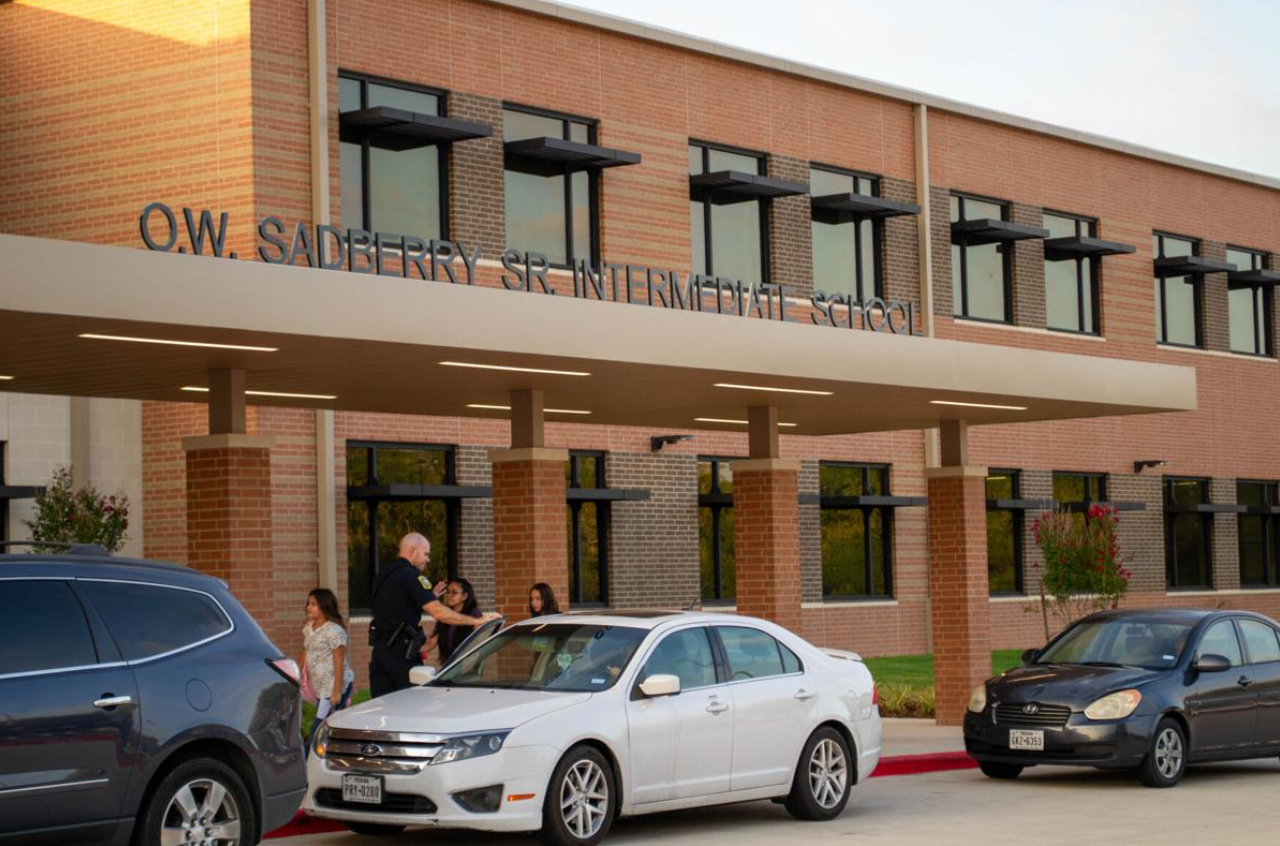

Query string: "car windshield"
[433, 623, 647, 692]
[1037, 619, 1194, 670]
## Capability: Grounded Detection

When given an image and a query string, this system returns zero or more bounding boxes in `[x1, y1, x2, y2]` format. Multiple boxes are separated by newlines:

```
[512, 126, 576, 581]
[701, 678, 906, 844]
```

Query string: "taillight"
[872, 682, 878, 706]
[268, 657, 300, 686]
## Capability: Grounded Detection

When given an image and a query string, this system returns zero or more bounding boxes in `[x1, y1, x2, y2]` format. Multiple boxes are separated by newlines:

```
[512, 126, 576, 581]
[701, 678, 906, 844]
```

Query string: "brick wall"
[881, 176, 921, 309]
[929, 185, 955, 317]
[447, 93, 505, 255]
[606, 451, 700, 608]
[766, 154, 813, 295]
[1200, 240, 1231, 352]
[733, 466, 802, 632]
[1010, 203, 1046, 328]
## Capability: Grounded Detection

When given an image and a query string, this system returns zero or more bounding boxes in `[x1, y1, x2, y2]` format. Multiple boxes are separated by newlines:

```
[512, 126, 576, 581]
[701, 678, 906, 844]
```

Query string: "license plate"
[342, 774, 384, 805]
[1009, 729, 1044, 751]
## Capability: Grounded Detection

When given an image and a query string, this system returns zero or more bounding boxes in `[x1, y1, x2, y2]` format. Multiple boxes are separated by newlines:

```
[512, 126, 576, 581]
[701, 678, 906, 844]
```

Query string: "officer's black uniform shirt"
[371, 557, 438, 632]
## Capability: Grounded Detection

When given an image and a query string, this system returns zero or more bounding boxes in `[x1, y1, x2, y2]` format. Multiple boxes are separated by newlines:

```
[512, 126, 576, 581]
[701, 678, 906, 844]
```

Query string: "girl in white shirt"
[300, 588, 355, 749]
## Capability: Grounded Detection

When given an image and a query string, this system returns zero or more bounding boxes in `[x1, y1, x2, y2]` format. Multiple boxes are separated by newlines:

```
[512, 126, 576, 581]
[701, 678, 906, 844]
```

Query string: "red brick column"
[182, 434, 276, 632]
[490, 448, 569, 621]
[731, 459, 802, 632]
[926, 466, 991, 726]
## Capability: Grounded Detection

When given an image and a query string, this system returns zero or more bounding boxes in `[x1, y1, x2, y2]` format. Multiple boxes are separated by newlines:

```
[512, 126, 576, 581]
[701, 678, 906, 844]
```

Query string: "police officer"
[368, 532, 499, 697]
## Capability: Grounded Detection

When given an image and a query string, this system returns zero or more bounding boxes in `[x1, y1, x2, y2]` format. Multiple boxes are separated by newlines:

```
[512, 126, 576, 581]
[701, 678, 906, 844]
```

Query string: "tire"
[538, 745, 617, 846]
[1138, 718, 1186, 788]
[343, 821, 407, 836]
[978, 761, 1024, 780]
[784, 727, 853, 821]
[136, 757, 256, 846]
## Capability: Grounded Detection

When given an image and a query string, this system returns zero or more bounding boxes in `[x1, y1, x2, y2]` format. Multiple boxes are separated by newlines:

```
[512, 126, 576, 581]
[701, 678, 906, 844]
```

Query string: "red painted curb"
[265, 753, 976, 839]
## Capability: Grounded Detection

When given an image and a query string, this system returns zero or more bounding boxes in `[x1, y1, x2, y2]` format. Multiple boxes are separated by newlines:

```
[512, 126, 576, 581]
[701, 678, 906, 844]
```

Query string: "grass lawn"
[864, 649, 1026, 718]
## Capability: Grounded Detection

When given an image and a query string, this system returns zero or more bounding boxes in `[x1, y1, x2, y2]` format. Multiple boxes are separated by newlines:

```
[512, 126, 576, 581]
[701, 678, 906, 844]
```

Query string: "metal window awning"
[1228, 268, 1280, 286]
[690, 170, 809, 201]
[346, 484, 493, 500]
[0, 485, 44, 500]
[504, 137, 641, 170]
[1154, 256, 1236, 277]
[1044, 236, 1137, 261]
[799, 494, 927, 507]
[1166, 502, 1247, 514]
[811, 193, 920, 219]
[566, 488, 651, 502]
[951, 219, 1050, 246]
[339, 107, 492, 151]
[986, 498, 1055, 511]
[1063, 500, 1147, 513]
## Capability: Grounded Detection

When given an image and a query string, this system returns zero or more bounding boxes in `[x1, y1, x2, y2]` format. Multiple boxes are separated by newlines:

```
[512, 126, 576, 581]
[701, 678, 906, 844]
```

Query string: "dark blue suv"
[0, 547, 306, 845]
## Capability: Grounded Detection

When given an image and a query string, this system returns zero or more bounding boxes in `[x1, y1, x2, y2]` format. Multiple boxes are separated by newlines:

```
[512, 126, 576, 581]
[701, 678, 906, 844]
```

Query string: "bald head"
[399, 532, 431, 571]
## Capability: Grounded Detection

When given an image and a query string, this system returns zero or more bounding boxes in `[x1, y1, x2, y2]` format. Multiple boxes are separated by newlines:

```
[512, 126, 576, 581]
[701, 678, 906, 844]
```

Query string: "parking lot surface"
[280, 757, 1280, 845]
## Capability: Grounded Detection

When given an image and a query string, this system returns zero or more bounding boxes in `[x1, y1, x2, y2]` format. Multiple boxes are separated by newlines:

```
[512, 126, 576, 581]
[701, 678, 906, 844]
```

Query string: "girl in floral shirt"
[300, 588, 355, 749]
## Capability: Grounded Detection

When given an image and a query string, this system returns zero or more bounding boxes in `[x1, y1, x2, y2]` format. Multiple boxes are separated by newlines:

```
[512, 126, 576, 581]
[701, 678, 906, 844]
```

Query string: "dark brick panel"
[881, 176, 921, 311]
[1011, 204, 1046, 329]
[447, 92, 505, 257]
[767, 154, 813, 295]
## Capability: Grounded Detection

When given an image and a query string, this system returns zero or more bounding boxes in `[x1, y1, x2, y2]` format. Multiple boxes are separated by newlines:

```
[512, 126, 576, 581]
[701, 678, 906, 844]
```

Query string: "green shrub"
[24, 467, 129, 552]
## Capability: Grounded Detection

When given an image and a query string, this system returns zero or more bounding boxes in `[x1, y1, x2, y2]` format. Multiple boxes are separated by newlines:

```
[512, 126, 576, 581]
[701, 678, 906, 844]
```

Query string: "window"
[1153, 233, 1201, 347]
[951, 193, 1011, 322]
[689, 142, 767, 285]
[79, 581, 231, 661]
[1165, 478, 1212, 590]
[820, 463, 892, 599]
[716, 626, 786, 680]
[1226, 247, 1272, 357]
[1237, 481, 1280, 587]
[1044, 212, 1099, 334]
[1196, 620, 1242, 666]
[641, 628, 718, 690]
[810, 166, 879, 298]
[347, 442, 457, 613]
[339, 74, 445, 239]
[698, 457, 737, 603]
[0, 443, 7, 542]
[567, 452, 608, 605]
[1240, 619, 1280, 664]
[504, 107, 596, 266]
[986, 470, 1023, 594]
[0, 581, 97, 675]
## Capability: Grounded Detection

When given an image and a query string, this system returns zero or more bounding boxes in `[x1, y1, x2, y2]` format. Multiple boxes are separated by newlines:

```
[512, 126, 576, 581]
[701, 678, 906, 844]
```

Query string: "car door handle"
[706, 701, 730, 715]
[93, 695, 133, 710]
[1238, 677, 1254, 688]
[794, 689, 816, 701]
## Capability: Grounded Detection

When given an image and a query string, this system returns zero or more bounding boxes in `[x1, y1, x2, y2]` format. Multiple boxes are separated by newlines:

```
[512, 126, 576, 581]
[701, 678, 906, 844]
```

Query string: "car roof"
[0, 551, 224, 589]
[512, 610, 753, 631]
[1086, 608, 1219, 625]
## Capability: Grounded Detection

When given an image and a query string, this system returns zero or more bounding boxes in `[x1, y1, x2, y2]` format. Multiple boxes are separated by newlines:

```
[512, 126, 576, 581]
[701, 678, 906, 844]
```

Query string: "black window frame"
[688, 139, 772, 284]
[567, 450, 610, 607]
[951, 191, 1013, 324]
[0, 443, 7, 544]
[1237, 479, 1280, 588]
[1043, 210, 1101, 336]
[1053, 471, 1108, 509]
[986, 468, 1024, 595]
[1153, 231, 1204, 349]
[698, 456, 740, 604]
[818, 462, 894, 601]
[338, 71, 450, 238]
[503, 103, 601, 269]
[345, 440, 461, 615]
[1164, 476, 1213, 591]
[808, 162, 883, 300]
[1225, 246, 1273, 358]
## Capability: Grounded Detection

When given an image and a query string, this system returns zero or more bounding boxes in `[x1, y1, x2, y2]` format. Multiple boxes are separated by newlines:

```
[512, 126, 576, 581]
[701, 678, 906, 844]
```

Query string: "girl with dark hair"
[528, 582, 561, 618]
[426, 578, 484, 667]
[300, 588, 355, 749]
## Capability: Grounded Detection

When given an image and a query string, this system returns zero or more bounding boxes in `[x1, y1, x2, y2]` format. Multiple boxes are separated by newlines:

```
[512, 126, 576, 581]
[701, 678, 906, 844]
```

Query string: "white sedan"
[304, 610, 881, 845]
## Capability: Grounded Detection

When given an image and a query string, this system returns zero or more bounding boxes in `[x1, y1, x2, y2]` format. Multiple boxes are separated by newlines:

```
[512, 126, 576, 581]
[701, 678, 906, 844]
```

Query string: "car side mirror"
[1021, 648, 1040, 664]
[638, 674, 681, 698]
[1193, 653, 1231, 673]
[409, 665, 438, 686]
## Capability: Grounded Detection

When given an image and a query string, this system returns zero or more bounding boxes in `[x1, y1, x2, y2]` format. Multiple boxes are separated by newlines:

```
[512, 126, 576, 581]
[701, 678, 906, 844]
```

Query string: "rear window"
[718, 626, 785, 680]
[1240, 620, 1280, 664]
[79, 580, 231, 661]
[0, 580, 97, 675]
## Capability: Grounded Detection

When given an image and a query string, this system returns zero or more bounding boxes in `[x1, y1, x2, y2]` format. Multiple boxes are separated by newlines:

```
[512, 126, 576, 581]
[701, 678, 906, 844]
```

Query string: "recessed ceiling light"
[466, 404, 591, 415]
[0, 375, 13, 381]
[930, 400, 1027, 411]
[181, 386, 337, 400]
[440, 361, 591, 377]
[81, 333, 278, 352]
[713, 383, 833, 396]
[694, 417, 798, 428]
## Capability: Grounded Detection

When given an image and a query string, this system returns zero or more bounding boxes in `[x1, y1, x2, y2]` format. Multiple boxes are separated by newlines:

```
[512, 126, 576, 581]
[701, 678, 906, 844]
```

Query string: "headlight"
[1084, 689, 1142, 721]
[312, 722, 331, 759]
[967, 683, 988, 714]
[430, 731, 511, 766]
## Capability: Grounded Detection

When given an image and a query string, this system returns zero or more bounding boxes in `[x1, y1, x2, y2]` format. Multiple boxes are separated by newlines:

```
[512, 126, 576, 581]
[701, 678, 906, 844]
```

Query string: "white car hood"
[328, 686, 591, 734]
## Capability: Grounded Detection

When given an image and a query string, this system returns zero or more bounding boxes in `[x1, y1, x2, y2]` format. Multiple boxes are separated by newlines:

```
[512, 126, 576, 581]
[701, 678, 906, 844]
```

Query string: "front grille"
[326, 729, 446, 774]
[995, 702, 1072, 727]
[315, 788, 437, 815]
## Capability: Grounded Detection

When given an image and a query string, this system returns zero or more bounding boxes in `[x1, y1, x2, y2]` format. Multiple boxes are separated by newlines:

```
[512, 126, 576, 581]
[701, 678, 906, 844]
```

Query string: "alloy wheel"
[807, 737, 848, 809]
[559, 758, 609, 841]
[160, 778, 242, 846]
[1154, 727, 1183, 780]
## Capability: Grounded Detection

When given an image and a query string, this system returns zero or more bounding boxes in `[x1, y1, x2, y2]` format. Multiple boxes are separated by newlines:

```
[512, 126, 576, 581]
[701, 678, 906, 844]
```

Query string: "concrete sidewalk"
[879, 717, 966, 756]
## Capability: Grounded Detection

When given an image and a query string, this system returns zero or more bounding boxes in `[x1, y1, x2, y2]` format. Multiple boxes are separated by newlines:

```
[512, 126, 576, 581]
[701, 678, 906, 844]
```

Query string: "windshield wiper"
[1079, 661, 1131, 668]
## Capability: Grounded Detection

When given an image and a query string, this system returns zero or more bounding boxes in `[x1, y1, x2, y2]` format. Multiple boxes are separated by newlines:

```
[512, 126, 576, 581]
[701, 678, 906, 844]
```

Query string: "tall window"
[951, 194, 1011, 322]
[1238, 481, 1280, 587]
[820, 463, 892, 599]
[1165, 477, 1212, 590]
[698, 458, 737, 603]
[810, 166, 879, 299]
[566, 452, 608, 606]
[1227, 247, 1272, 357]
[339, 74, 445, 238]
[1044, 212, 1099, 334]
[346, 442, 456, 613]
[986, 470, 1023, 594]
[1153, 233, 1200, 347]
[504, 107, 596, 266]
[689, 142, 767, 285]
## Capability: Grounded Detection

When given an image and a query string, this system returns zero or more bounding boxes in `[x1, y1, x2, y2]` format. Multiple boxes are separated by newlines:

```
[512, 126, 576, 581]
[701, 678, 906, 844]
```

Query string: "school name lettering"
[138, 203, 920, 335]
